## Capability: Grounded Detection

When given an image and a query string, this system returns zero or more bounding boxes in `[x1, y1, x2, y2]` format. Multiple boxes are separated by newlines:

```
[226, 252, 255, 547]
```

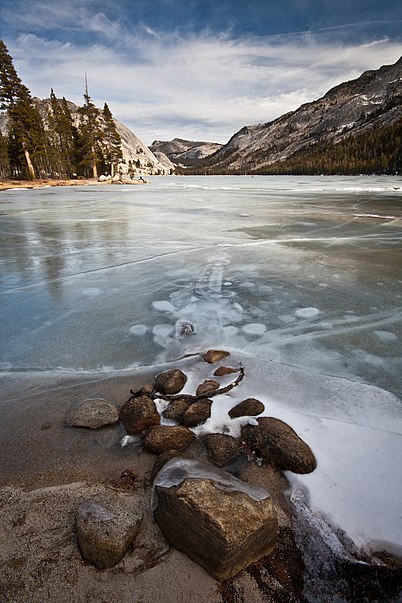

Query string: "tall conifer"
[0, 39, 45, 179]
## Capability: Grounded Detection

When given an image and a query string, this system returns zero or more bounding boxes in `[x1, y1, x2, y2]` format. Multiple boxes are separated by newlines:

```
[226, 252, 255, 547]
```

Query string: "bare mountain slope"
[201, 56, 402, 173]
[149, 138, 223, 167]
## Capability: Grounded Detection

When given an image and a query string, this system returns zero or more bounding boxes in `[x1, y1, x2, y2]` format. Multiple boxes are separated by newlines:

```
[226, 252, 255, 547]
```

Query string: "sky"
[1, 0, 402, 145]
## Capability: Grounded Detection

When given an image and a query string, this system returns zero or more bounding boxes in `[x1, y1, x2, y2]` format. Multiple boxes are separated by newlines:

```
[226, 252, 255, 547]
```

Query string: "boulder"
[229, 398, 265, 419]
[66, 398, 119, 429]
[119, 395, 160, 435]
[75, 495, 141, 569]
[162, 398, 190, 421]
[154, 369, 187, 395]
[153, 459, 277, 581]
[180, 399, 212, 427]
[203, 433, 240, 465]
[203, 349, 230, 364]
[196, 380, 220, 396]
[142, 425, 195, 455]
[241, 417, 317, 474]
[213, 366, 240, 376]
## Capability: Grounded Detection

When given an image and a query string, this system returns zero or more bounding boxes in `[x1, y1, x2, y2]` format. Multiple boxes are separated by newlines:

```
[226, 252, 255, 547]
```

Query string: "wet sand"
[0, 363, 228, 602]
[0, 178, 147, 191]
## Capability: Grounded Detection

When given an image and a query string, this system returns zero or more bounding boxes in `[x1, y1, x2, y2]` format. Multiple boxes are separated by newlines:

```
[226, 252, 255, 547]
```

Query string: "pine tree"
[48, 89, 78, 177]
[0, 39, 45, 179]
[101, 102, 123, 177]
[77, 76, 104, 178]
[0, 130, 9, 178]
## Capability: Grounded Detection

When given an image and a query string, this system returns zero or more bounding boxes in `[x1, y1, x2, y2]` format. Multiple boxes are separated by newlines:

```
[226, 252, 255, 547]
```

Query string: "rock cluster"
[67, 349, 317, 577]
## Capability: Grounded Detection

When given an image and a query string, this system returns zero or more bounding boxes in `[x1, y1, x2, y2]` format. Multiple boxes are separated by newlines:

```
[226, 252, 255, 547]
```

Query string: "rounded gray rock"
[67, 398, 119, 429]
[75, 495, 142, 569]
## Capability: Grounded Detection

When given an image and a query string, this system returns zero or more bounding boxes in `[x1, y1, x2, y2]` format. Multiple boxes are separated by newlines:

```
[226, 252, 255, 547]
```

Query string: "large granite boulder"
[75, 495, 141, 569]
[154, 369, 187, 395]
[142, 425, 195, 454]
[229, 398, 265, 419]
[241, 417, 317, 474]
[153, 459, 277, 581]
[67, 398, 119, 429]
[119, 395, 160, 435]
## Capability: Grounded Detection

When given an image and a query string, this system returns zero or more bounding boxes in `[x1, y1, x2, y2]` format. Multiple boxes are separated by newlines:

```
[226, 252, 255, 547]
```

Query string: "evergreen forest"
[0, 40, 123, 180]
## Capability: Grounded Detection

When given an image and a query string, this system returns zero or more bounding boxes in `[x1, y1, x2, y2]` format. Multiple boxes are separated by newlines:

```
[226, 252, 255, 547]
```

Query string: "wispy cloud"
[2, 1, 402, 143]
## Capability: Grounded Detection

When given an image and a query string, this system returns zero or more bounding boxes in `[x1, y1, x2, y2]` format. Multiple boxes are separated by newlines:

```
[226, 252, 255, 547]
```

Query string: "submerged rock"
[213, 366, 240, 376]
[180, 399, 212, 427]
[241, 417, 317, 474]
[142, 425, 195, 455]
[153, 459, 277, 581]
[119, 395, 160, 435]
[154, 369, 187, 395]
[203, 349, 230, 364]
[203, 433, 240, 465]
[229, 398, 265, 419]
[66, 398, 119, 429]
[75, 495, 141, 569]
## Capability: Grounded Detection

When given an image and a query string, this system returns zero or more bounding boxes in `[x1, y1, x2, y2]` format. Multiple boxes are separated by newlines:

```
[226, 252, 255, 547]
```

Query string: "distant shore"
[0, 177, 148, 191]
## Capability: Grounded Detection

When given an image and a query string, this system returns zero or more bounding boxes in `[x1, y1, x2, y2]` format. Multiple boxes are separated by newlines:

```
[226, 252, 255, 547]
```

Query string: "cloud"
[3, 7, 402, 144]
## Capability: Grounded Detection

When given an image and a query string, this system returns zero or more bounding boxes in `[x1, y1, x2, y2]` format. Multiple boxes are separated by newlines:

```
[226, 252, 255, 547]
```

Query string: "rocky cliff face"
[201, 56, 402, 173]
[149, 138, 223, 167]
[112, 117, 173, 175]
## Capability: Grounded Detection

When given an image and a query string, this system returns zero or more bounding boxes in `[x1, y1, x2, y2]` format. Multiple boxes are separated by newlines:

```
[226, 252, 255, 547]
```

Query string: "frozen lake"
[1, 175, 402, 554]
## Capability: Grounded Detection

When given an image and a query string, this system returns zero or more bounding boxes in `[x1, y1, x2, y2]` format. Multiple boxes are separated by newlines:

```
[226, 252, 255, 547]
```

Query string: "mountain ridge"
[184, 56, 402, 175]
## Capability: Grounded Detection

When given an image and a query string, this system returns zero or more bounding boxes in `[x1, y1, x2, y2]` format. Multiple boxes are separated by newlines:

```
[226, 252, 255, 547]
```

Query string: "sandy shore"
[1, 363, 401, 602]
[0, 177, 147, 191]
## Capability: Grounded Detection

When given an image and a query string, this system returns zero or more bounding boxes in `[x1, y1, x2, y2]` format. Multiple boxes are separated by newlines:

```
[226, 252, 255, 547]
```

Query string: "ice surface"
[1, 175, 401, 553]
[153, 457, 270, 504]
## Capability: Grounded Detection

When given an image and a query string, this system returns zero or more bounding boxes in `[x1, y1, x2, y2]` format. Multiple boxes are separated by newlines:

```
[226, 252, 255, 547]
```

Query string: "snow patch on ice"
[374, 330, 398, 342]
[295, 307, 320, 318]
[129, 324, 148, 336]
[242, 323, 267, 335]
[153, 300, 176, 313]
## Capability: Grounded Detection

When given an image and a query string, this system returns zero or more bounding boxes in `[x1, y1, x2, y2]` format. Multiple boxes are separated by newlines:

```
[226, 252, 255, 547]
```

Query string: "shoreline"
[0, 177, 148, 191]
[1, 363, 402, 602]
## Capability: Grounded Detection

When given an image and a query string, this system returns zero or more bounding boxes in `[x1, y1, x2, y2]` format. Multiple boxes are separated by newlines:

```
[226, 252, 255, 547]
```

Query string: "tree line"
[253, 119, 402, 176]
[0, 40, 123, 180]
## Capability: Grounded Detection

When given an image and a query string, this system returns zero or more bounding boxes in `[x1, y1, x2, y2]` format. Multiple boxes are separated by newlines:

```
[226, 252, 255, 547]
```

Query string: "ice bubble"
[259, 285, 272, 293]
[239, 281, 256, 288]
[242, 323, 267, 335]
[152, 324, 174, 337]
[278, 315, 296, 324]
[223, 325, 239, 336]
[153, 300, 176, 313]
[82, 288, 100, 297]
[374, 330, 398, 342]
[295, 307, 320, 318]
[129, 324, 148, 336]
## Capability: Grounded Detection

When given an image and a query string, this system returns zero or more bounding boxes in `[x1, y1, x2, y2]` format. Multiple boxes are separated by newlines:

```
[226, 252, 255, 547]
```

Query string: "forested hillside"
[0, 41, 169, 180]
